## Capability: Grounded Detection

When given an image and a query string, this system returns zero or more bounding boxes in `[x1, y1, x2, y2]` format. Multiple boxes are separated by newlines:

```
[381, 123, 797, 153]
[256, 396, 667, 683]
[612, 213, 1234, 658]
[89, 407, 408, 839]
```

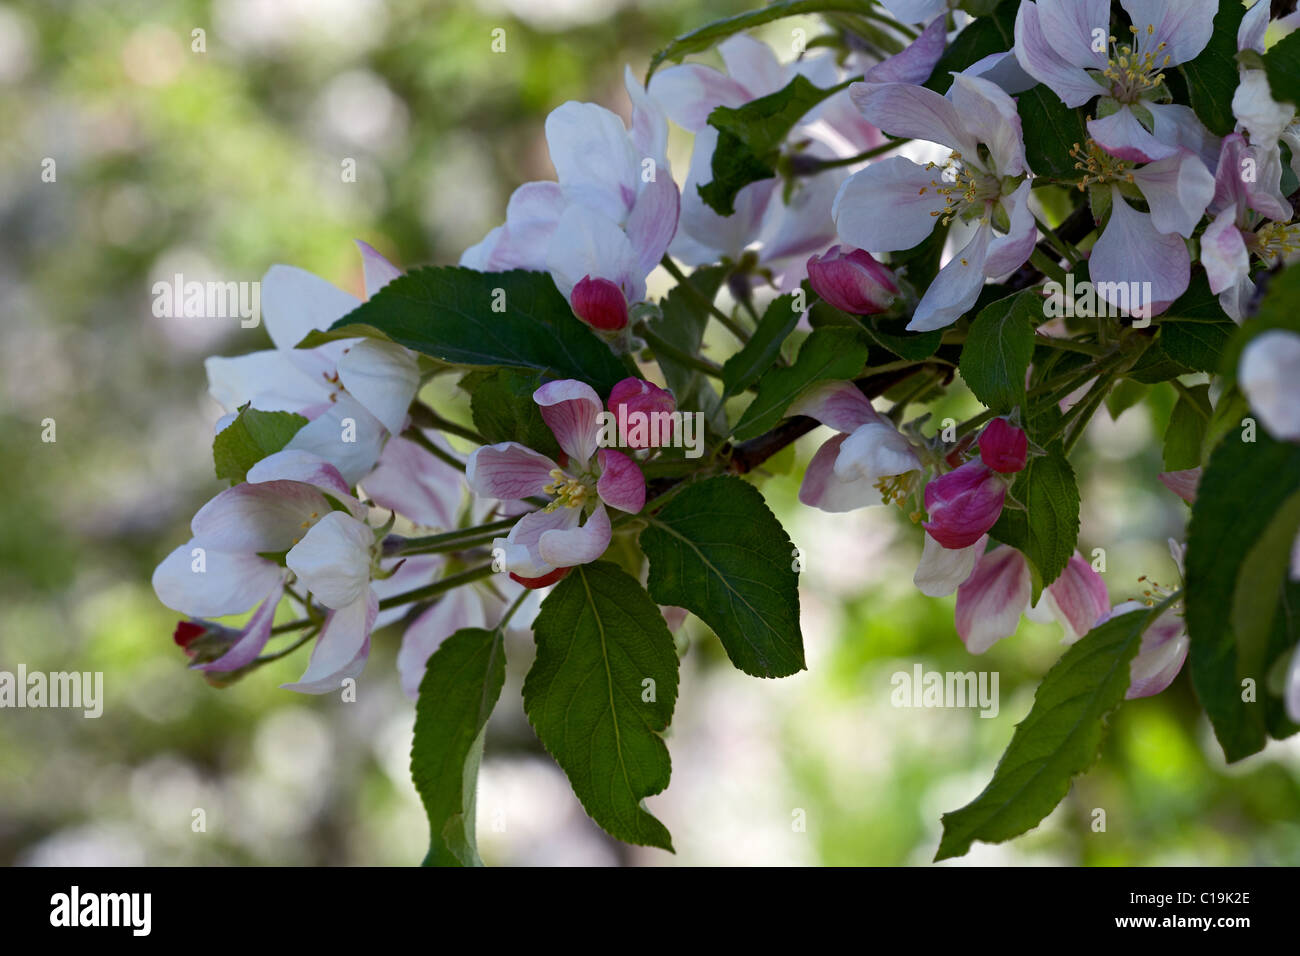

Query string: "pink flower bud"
[571, 275, 628, 331]
[978, 418, 1028, 473]
[923, 461, 1007, 550]
[806, 244, 898, 315]
[608, 377, 676, 449]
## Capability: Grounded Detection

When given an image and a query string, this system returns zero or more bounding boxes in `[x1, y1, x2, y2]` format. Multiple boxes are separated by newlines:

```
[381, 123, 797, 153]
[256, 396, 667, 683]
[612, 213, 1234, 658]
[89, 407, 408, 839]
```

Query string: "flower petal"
[955, 545, 1032, 654]
[798, 434, 885, 513]
[396, 586, 486, 700]
[1157, 467, 1201, 503]
[335, 340, 420, 437]
[835, 422, 923, 483]
[538, 502, 612, 569]
[647, 63, 749, 133]
[833, 156, 948, 253]
[286, 512, 375, 610]
[465, 442, 560, 501]
[496, 507, 578, 578]
[191, 481, 329, 552]
[1014, 0, 1105, 108]
[204, 350, 325, 417]
[788, 380, 885, 432]
[545, 204, 642, 302]
[1036, 0, 1110, 70]
[284, 395, 389, 486]
[355, 240, 402, 298]
[363, 435, 464, 529]
[1240, 329, 1300, 442]
[948, 74, 1027, 177]
[914, 534, 985, 598]
[1120, 0, 1216, 67]
[1201, 208, 1250, 298]
[625, 171, 680, 280]
[1039, 553, 1109, 643]
[865, 16, 948, 84]
[1124, 606, 1189, 698]
[1089, 189, 1190, 317]
[152, 541, 284, 618]
[718, 34, 785, 97]
[282, 590, 377, 694]
[849, 81, 976, 154]
[596, 448, 646, 514]
[247, 449, 353, 500]
[534, 378, 603, 467]
[260, 264, 361, 351]
[195, 580, 285, 672]
[545, 101, 640, 224]
[1130, 150, 1215, 239]
[1088, 106, 1178, 164]
[909, 220, 993, 332]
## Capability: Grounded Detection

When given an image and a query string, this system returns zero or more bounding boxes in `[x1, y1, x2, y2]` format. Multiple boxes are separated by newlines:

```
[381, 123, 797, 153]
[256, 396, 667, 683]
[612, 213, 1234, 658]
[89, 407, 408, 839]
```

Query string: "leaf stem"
[636, 322, 726, 379]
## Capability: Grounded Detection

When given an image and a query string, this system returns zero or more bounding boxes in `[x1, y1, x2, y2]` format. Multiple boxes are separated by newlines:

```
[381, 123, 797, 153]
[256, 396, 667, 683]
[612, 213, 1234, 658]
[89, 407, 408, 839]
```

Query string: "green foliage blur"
[2, 0, 1298, 866]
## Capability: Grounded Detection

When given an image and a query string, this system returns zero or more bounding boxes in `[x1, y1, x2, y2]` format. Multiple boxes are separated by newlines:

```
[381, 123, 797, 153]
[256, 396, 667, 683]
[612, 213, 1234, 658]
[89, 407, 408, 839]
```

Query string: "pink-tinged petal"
[195, 579, 285, 672]
[624, 65, 669, 162]
[909, 221, 993, 332]
[798, 434, 886, 513]
[1211, 133, 1251, 215]
[1123, 604, 1189, 698]
[955, 545, 1032, 654]
[152, 541, 284, 618]
[1130, 150, 1215, 239]
[807, 244, 899, 315]
[464, 182, 566, 274]
[396, 586, 486, 700]
[335, 339, 420, 437]
[534, 379, 603, 467]
[759, 165, 842, 263]
[1286, 643, 1300, 724]
[963, 51, 1039, 95]
[459, 225, 508, 271]
[878, 0, 948, 25]
[835, 422, 923, 483]
[677, 126, 776, 260]
[924, 461, 1007, 550]
[647, 63, 749, 133]
[596, 449, 646, 513]
[496, 507, 579, 578]
[1158, 467, 1201, 503]
[545, 204, 642, 303]
[544, 101, 640, 224]
[865, 16, 948, 84]
[1040, 553, 1109, 643]
[626, 172, 680, 280]
[1240, 330, 1300, 442]
[1088, 106, 1178, 164]
[362, 435, 463, 529]
[849, 81, 977, 154]
[1239, 0, 1270, 54]
[247, 449, 353, 500]
[191, 481, 329, 552]
[788, 380, 883, 432]
[1121, 0, 1217, 67]
[985, 181, 1038, 277]
[1202, 208, 1250, 297]
[204, 350, 325, 418]
[538, 502, 612, 569]
[1036, 0, 1110, 70]
[608, 378, 677, 448]
[1146, 102, 1220, 172]
[948, 74, 1027, 177]
[355, 240, 402, 298]
[466, 442, 559, 501]
[718, 34, 785, 97]
[978, 418, 1029, 473]
[833, 156, 948, 253]
[260, 264, 362, 351]
[661, 605, 690, 633]
[285, 395, 388, 486]
[286, 512, 375, 609]
[914, 534, 986, 598]
[1089, 190, 1190, 318]
[1014, 0, 1105, 108]
[282, 590, 377, 694]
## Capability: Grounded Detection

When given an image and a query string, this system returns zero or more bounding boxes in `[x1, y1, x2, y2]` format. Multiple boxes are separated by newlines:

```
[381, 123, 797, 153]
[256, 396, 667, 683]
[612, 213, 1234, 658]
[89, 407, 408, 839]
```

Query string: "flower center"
[291, 510, 323, 546]
[1099, 26, 1169, 103]
[920, 152, 1002, 226]
[543, 468, 595, 510]
[1069, 138, 1135, 190]
[1252, 222, 1300, 262]
[874, 473, 921, 521]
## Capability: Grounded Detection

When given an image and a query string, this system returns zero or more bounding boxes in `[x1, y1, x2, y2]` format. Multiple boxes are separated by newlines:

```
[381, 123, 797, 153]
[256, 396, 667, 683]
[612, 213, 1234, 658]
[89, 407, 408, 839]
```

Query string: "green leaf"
[212, 404, 308, 484]
[1178, 1, 1247, 136]
[304, 267, 628, 395]
[463, 368, 563, 461]
[641, 476, 805, 678]
[1126, 338, 1193, 385]
[410, 626, 507, 867]
[650, 266, 728, 434]
[935, 607, 1157, 861]
[722, 293, 799, 398]
[1019, 85, 1087, 179]
[523, 561, 679, 850]
[1263, 28, 1300, 108]
[646, 0, 873, 79]
[1105, 379, 1150, 419]
[924, 4, 1017, 94]
[1186, 429, 1300, 762]
[699, 74, 842, 215]
[1162, 383, 1210, 471]
[732, 328, 869, 441]
[1264, 580, 1300, 741]
[1159, 320, 1234, 374]
[960, 292, 1037, 414]
[988, 444, 1080, 590]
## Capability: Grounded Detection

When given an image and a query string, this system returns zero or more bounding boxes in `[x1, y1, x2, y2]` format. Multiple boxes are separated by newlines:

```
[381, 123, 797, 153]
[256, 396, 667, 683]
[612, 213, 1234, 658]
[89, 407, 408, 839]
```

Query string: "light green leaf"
[722, 293, 799, 398]
[959, 292, 1037, 414]
[212, 404, 308, 484]
[732, 327, 869, 440]
[988, 443, 1080, 590]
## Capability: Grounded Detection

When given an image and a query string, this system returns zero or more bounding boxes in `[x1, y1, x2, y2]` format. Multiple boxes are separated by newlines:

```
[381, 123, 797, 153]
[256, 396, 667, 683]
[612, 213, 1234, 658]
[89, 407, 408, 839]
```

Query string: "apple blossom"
[806, 245, 899, 315]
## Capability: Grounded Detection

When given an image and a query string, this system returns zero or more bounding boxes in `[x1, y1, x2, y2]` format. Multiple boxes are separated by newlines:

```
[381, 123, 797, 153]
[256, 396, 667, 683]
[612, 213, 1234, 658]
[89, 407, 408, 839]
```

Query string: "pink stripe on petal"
[355, 240, 402, 298]
[281, 589, 377, 694]
[1125, 607, 1189, 698]
[596, 449, 646, 514]
[1043, 553, 1109, 643]
[789, 381, 883, 433]
[955, 545, 1032, 654]
[465, 442, 559, 502]
[534, 379, 603, 467]
[196, 580, 285, 672]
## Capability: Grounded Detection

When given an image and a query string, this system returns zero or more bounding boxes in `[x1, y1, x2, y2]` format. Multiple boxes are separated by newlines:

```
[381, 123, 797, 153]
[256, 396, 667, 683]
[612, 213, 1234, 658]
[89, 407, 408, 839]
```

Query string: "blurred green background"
[2, 0, 1298, 866]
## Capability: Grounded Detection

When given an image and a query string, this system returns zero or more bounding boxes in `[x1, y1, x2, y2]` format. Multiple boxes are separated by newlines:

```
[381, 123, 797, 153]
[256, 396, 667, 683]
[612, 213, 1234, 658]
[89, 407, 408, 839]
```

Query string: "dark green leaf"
[722, 293, 800, 398]
[988, 443, 1080, 589]
[935, 607, 1155, 861]
[411, 626, 506, 867]
[463, 368, 563, 461]
[212, 404, 308, 484]
[1162, 383, 1210, 471]
[1159, 321, 1233, 374]
[304, 267, 628, 395]
[1263, 28, 1300, 108]
[1179, 1, 1247, 136]
[641, 476, 805, 678]
[731, 328, 869, 440]
[524, 562, 679, 850]
[960, 292, 1037, 413]
[650, 266, 728, 434]
[1019, 85, 1087, 179]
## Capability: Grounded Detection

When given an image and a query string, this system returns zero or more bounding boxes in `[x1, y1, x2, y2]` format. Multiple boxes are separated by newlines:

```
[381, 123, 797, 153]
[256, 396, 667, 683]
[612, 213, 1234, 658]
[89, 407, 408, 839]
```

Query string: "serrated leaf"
[1186, 430, 1300, 762]
[1178, 1, 1247, 136]
[1019, 85, 1087, 179]
[1162, 383, 1210, 471]
[304, 267, 627, 395]
[641, 476, 804, 678]
[722, 293, 799, 398]
[464, 368, 564, 461]
[1159, 321, 1233, 373]
[524, 561, 679, 850]
[411, 626, 507, 867]
[988, 444, 1080, 589]
[213, 405, 308, 484]
[650, 266, 728, 434]
[935, 607, 1156, 861]
[732, 327, 869, 440]
[960, 292, 1037, 413]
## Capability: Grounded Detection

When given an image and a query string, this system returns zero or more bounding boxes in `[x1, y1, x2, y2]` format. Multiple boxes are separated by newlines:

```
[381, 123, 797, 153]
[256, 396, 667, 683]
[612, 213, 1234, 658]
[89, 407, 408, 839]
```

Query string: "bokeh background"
[3, 0, 1299, 866]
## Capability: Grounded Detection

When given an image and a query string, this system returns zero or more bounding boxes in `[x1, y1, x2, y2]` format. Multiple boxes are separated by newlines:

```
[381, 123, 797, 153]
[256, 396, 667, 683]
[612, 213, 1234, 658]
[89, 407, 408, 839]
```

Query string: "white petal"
[396, 587, 486, 700]
[1239, 330, 1300, 442]
[286, 512, 375, 609]
[336, 339, 420, 437]
[362, 435, 464, 529]
[284, 395, 388, 486]
[849, 81, 977, 154]
[152, 541, 284, 618]
[948, 74, 1026, 177]
[834, 422, 922, 483]
[908, 220, 993, 331]
[1089, 190, 1190, 317]
[260, 264, 361, 350]
[545, 101, 640, 225]
[545, 204, 642, 302]
[282, 591, 376, 694]
[537, 502, 612, 569]
[1130, 150, 1215, 238]
[204, 350, 324, 416]
[1014, 0, 1105, 108]
[914, 534, 985, 597]
[833, 156, 947, 253]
